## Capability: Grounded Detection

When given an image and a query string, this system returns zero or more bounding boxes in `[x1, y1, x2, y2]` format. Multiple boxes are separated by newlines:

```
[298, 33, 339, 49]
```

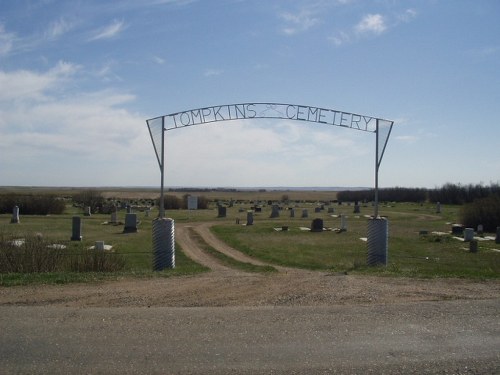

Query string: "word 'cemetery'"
[163, 103, 379, 132]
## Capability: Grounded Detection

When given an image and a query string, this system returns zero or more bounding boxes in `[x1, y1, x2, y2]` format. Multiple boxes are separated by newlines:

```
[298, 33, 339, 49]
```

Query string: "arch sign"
[146, 102, 393, 218]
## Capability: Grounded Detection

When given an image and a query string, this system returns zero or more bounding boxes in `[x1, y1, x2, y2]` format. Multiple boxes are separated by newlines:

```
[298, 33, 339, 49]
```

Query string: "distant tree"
[73, 189, 105, 214]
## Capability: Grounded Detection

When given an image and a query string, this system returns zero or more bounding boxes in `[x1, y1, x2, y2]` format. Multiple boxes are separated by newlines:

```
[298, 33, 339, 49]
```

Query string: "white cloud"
[0, 23, 15, 56]
[89, 19, 126, 41]
[0, 62, 153, 186]
[280, 9, 320, 35]
[0, 61, 79, 102]
[397, 8, 418, 23]
[153, 55, 165, 64]
[204, 68, 224, 77]
[355, 14, 386, 35]
[44, 18, 74, 40]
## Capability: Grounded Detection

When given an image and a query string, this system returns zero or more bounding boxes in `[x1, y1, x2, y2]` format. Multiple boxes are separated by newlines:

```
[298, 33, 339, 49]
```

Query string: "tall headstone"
[290, 208, 295, 218]
[218, 206, 227, 218]
[340, 214, 347, 231]
[71, 216, 82, 241]
[187, 196, 198, 210]
[246, 211, 254, 225]
[496, 227, 500, 244]
[123, 213, 138, 233]
[10, 206, 20, 224]
[477, 224, 483, 236]
[436, 202, 441, 214]
[270, 205, 280, 218]
[353, 204, 361, 214]
[126, 205, 132, 214]
[311, 218, 323, 232]
[301, 209, 308, 218]
[110, 211, 118, 224]
[84, 206, 91, 216]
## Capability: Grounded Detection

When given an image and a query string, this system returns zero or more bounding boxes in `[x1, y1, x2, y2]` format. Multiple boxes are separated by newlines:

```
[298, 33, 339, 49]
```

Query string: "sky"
[0, 0, 499, 189]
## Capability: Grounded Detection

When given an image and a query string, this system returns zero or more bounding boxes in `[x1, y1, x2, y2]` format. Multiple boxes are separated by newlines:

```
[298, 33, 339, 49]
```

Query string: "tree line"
[337, 183, 500, 204]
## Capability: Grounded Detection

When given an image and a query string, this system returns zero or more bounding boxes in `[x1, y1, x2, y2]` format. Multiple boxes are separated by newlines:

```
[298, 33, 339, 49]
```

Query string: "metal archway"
[146, 102, 393, 218]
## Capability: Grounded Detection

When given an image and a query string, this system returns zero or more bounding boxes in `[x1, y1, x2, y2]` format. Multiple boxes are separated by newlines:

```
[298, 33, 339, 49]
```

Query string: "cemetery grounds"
[0, 188, 499, 307]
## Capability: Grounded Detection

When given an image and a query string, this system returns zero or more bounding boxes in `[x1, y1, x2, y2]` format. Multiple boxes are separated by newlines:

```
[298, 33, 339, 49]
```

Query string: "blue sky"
[0, 0, 499, 188]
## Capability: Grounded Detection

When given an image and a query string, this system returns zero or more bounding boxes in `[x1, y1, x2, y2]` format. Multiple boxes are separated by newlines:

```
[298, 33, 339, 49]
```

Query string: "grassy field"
[1, 188, 499, 285]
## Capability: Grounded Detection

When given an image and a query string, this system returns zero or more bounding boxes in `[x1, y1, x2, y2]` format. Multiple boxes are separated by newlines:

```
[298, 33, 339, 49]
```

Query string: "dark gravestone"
[246, 211, 254, 225]
[71, 216, 82, 241]
[270, 205, 280, 218]
[218, 206, 227, 218]
[311, 218, 324, 232]
[123, 213, 138, 233]
[451, 224, 464, 236]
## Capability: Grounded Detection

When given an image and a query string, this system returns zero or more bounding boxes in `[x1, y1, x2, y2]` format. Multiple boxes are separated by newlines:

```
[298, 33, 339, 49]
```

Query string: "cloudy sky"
[1, 0, 499, 188]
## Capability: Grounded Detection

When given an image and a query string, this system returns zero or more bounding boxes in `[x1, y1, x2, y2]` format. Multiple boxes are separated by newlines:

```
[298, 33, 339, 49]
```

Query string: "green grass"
[1, 201, 499, 285]
[211, 202, 500, 279]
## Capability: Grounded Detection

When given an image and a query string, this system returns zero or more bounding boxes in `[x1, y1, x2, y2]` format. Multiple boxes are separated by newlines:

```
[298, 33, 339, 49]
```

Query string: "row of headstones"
[234, 210, 348, 230]
[83, 206, 152, 217]
[219, 205, 353, 219]
[70, 213, 139, 241]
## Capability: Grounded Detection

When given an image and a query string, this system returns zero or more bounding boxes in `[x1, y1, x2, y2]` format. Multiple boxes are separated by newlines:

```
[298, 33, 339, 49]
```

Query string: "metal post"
[159, 116, 165, 219]
[374, 119, 379, 218]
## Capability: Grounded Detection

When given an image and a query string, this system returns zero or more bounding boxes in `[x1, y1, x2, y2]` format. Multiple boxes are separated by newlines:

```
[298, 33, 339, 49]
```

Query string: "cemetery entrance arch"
[146, 102, 394, 218]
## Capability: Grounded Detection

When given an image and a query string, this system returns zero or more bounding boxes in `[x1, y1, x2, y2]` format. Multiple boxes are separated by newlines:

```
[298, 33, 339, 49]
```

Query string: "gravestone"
[477, 224, 483, 236]
[246, 211, 254, 225]
[353, 204, 361, 214]
[84, 206, 91, 216]
[314, 207, 321, 213]
[126, 205, 132, 214]
[270, 205, 280, 218]
[110, 211, 118, 224]
[436, 202, 441, 214]
[218, 206, 227, 218]
[311, 218, 324, 232]
[71, 216, 82, 241]
[340, 215, 347, 231]
[123, 213, 138, 233]
[95, 241, 105, 251]
[255, 206, 262, 213]
[301, 209, 308, 218]
[290, 208, 295, 218]
[145, 208, 150, 217]
[187, 196, 198, 210]
[496, 227, 500, 244]
[11, 206, 20, 224]
[469, 240, 478, 253]
[463, 228, 474, 242]
[451, 224, 464, 236]
[328, 207, 335, 214]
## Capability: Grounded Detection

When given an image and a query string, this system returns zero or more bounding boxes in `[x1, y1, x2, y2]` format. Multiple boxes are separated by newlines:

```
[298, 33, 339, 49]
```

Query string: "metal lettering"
[234, 104, 246, 119]
[201, 108, 212, 122]
[297, 106, 307, 121]
[213, 106, 224, 121]
[155, 103, 386, 134]
[246, 104, 257, 118]
[351, 114, 361, 130]
[340, 112, 350, 127]
[318, 108, 327, 124]
[180, 112, 191, 126]
[363, 116, 373, 131]
[307, 107, 319, 122]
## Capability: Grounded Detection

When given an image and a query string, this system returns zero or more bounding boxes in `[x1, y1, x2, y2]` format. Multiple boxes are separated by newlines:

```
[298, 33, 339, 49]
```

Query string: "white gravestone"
[11, 206, 20, 224]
